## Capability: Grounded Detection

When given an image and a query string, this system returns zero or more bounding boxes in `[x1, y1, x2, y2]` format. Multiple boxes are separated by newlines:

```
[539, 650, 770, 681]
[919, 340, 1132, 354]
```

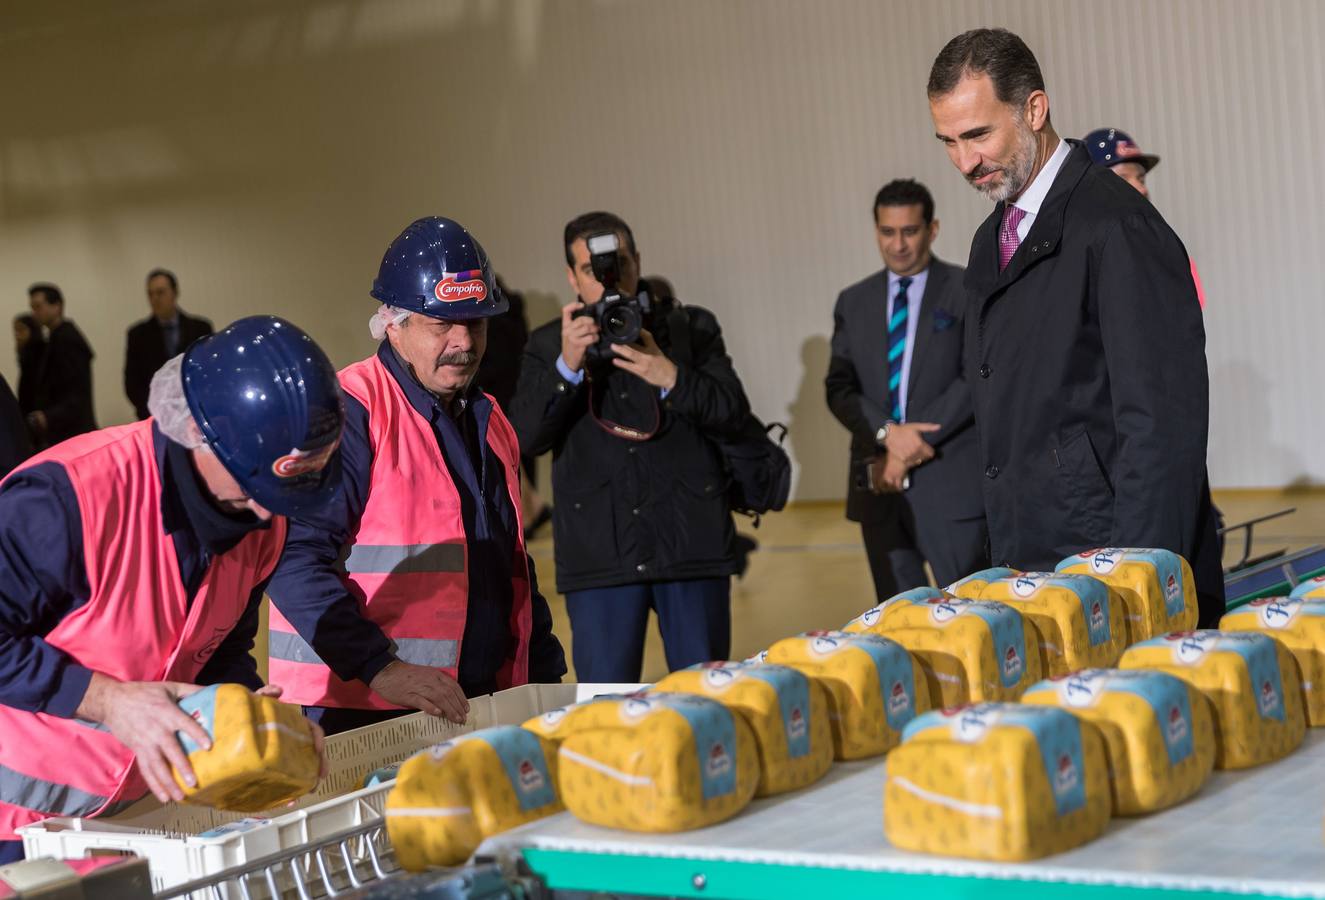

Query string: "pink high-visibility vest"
[0, 421, 288, 839]
[266, 354, 532, 709]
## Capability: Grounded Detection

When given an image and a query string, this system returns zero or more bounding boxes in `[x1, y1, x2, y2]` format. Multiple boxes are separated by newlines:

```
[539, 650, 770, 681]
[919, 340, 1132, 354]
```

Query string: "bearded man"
[925, 28, 1214, 621]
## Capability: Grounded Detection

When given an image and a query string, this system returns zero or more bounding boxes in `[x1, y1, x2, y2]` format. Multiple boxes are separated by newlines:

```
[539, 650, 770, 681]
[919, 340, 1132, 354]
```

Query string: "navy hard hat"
[1083, 128, 1160, 172]
[182, 316, 344, 517]
[370, 216, 508, 320]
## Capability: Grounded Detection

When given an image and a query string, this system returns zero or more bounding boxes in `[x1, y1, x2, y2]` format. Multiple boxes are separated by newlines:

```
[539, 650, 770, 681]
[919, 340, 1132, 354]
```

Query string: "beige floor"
[528, 489, 1325, 684]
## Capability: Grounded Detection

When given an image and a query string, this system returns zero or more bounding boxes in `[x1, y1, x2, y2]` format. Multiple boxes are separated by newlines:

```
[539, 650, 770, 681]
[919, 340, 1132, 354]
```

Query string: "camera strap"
[586, 375, 660, 442]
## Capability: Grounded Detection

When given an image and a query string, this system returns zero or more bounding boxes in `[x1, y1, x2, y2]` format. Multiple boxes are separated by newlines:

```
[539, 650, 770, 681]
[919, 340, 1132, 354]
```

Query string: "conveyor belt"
[486, 731, 1325, 899]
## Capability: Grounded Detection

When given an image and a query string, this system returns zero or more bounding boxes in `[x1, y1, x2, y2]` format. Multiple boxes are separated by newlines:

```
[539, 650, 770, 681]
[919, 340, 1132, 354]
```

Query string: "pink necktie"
[999, 204, 1026, 271]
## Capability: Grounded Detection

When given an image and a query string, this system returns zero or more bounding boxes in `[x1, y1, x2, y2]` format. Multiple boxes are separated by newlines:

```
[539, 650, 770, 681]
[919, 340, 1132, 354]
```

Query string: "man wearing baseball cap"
[1085, 126, 1224, 611]
[1083, 128, 1205, 307]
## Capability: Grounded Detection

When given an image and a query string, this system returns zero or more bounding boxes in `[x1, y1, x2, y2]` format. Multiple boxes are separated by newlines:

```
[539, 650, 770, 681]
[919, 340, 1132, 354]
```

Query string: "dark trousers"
[0, 840, 23, 864]
[861, 500, 989, 601]
[565, 578, 732, 683]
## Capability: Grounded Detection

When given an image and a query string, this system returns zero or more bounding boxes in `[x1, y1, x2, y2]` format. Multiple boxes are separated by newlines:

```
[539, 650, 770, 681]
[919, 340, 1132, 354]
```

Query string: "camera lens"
[602, 301, 642, 343]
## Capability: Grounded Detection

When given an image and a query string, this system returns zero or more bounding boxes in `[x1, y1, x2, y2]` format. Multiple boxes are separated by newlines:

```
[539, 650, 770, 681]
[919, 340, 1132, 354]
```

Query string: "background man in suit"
[125, 269, 213, 419]
[926, 29, 1222, 625]
[826, 179, 988, 597]
[26, 283, 96, 449]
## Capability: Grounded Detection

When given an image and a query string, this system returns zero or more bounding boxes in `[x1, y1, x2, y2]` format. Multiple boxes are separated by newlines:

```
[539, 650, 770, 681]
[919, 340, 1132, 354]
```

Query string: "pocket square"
[932, 309, 957, 331]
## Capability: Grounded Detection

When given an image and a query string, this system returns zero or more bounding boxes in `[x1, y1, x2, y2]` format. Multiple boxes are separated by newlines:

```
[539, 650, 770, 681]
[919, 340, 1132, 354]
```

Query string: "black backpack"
[665, 307, 791, 522]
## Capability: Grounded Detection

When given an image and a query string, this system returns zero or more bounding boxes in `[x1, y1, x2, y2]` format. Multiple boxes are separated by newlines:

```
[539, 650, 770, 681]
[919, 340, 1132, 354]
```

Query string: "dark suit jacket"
[826, 257, 983, 528]
[964, 141, 1210, 584]
[33, 320, 97, 446]
[124, 310, 214, 419]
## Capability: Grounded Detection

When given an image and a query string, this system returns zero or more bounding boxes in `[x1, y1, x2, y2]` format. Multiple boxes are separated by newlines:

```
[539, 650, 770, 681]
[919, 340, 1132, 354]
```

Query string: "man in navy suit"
[826, 179, 988, 598]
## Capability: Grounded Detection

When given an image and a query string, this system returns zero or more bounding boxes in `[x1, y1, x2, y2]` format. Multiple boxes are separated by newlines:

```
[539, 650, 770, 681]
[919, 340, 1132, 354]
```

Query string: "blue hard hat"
[370, 216, 509, 320]
[182, 316, 344, 517]
[1083, 128, 1160, 172]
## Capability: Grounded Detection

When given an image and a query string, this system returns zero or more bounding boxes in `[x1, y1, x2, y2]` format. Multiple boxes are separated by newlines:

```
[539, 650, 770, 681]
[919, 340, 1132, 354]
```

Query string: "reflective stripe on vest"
[269, 630, 461, 670]
[341, 542, 465, 575]
[0, 421, 287, 840]
[0, 765, 135, 819]
[266, 354, 534, 710]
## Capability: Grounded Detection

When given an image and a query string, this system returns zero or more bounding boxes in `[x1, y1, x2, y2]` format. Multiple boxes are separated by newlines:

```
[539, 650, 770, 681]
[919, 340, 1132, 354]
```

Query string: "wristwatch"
[876, 420, 897, 445]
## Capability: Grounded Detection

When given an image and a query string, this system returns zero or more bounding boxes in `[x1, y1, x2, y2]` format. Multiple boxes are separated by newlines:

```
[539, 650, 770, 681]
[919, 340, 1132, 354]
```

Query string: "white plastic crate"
[18, 683, 579, 896]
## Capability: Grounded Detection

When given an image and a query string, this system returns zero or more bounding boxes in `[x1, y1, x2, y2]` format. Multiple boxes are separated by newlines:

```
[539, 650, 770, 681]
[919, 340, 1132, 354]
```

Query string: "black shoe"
[523, 505, 553, 540]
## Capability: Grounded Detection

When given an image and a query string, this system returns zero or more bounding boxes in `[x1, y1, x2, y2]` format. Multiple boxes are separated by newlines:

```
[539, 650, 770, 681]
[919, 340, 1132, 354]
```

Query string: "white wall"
[1, 0, 1318, 494]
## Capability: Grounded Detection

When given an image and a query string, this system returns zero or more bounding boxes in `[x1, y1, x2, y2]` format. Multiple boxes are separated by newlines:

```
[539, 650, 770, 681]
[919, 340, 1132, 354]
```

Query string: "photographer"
[511, 211, 751, 682]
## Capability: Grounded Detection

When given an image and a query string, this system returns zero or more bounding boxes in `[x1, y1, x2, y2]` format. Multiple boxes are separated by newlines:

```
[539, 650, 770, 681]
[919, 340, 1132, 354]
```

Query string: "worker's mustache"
[437, 351, 478, 367]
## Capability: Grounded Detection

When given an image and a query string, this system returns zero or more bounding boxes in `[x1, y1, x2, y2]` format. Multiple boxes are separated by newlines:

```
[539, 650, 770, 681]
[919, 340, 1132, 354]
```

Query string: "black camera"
[574, 231, 651, 363]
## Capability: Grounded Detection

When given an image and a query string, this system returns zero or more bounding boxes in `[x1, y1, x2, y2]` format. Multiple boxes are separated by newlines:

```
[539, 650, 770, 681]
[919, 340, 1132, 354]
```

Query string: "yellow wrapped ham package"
[1119, 631, 1305, 768]
[385, 726, 561, 869]
[976, 573, 1127, 676]
[842, 587, 948, 633]
[1055, 548, 1197, 642]
[173, 683, 319, 812]
[1022, 669, 1214, 814]
[946, 567, 1019, 600]
[550, 693, 760, 832]
[653, 661, 833, 796]
[849, 594, 1040, 707]
[1291, 576, 1325, 600]
[884, 703, 1111, 861]
[764, 631, 928, 760]
[1221, 597, 1325, 726]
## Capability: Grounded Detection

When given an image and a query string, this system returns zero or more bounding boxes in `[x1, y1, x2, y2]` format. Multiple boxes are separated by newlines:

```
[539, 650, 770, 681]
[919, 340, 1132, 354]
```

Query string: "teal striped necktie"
[887, 276, 911, 421]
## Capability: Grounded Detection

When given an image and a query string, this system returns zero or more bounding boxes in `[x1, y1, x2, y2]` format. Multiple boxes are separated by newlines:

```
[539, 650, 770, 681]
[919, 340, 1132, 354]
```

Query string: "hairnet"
[369, 303, 411, 341]
[147, 354, 205, 449]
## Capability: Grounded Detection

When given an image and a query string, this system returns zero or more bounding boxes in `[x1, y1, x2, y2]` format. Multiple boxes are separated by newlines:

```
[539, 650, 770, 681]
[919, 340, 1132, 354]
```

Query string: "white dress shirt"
[886, 266, 927, 421]
[1011, 137, 1070, 241]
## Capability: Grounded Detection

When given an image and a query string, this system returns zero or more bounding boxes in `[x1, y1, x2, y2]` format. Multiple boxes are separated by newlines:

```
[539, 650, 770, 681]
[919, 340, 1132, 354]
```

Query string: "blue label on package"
[1029, 669, 1194, 767]
[840, 633, 918, 731]
[1057, 548, 1187, 619]
[1134, 630, 1287, 722]
[903, 703, 1087, 817]
[742, 664, 814, 759]
[468, 726, 557, 811]
[646, 694, 738, 800]
[176, 684, 221, 755]
[961, 601, 1029, 688]
[995, 573, 1113, 647]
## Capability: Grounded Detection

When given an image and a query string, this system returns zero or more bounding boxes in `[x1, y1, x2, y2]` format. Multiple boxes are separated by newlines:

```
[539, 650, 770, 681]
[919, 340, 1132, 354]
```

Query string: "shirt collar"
[887, 265, 930, 295]
[377, 341, 488, 424]
[1011, 137, 1070, 217]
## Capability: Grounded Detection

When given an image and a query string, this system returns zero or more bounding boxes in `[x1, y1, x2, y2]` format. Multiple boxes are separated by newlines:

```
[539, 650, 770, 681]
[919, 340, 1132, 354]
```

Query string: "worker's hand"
[612, 329, 678, 390]
[254, 684, 283, 699]
[26, 411, 46, 437]
[76, 674, 210, 804]
[368, 661, 469, 724]
[882, 422, 940, 467]
[560, 301, 600, 375]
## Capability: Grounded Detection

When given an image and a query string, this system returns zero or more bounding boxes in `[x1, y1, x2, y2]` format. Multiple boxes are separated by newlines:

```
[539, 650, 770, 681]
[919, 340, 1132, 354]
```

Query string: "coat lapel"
[967, 141, 1093, 307]
[906, 260, 946, 404]
[861, 270, 892, 401]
